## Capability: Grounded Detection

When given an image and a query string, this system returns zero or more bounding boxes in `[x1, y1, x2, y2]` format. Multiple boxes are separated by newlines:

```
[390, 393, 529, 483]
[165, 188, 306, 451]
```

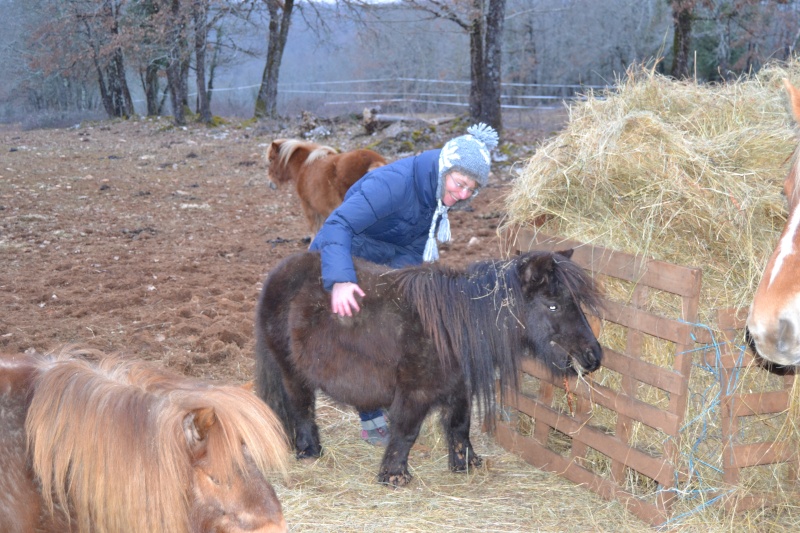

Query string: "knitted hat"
[424, 123, 499, 262]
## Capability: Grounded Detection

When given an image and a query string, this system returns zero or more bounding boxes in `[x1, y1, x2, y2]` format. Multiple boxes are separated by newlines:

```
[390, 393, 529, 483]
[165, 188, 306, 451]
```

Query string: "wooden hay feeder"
[496, 228, 799, 526]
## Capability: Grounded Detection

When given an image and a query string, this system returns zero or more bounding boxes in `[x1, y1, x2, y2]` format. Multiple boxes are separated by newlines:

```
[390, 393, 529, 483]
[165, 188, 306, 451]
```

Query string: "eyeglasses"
[453, 177, 479, 196]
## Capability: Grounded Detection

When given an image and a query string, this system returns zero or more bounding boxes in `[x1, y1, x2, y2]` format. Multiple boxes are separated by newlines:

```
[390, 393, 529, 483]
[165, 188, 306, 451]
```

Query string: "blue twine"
[648, 319, 748, 525]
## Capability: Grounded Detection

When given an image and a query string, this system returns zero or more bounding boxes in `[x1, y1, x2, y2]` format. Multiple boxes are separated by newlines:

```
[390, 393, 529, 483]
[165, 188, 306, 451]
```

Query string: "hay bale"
[504, 62, 796, 324]
[501, 61, 800, 524]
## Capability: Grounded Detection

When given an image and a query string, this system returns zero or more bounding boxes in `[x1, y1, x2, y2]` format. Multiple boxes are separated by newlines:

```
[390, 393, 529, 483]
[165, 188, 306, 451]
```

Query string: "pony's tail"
[254, 252, 317, 445]
[254, 327, 295, 444]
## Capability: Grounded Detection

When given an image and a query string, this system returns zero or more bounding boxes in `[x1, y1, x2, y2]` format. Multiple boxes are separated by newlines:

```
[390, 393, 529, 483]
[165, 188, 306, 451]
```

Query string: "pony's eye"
[548, 304, 558, 312]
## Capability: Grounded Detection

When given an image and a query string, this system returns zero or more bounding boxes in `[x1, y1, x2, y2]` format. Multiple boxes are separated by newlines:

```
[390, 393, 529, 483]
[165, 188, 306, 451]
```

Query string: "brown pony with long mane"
[255, 250, 603, 487]
[0, 348, 290, 533]
[748, 79, 800, 366]
[266, 139, 386, 235]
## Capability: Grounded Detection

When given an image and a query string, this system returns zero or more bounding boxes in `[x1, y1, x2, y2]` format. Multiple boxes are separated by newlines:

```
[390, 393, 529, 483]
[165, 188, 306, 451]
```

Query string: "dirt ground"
[7, 112, 795, 532]
[0, 114, 553, 379]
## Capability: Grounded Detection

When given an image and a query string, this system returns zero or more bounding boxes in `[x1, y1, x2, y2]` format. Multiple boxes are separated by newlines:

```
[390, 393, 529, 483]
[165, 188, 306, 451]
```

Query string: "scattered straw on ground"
[270, 395, 800, 532]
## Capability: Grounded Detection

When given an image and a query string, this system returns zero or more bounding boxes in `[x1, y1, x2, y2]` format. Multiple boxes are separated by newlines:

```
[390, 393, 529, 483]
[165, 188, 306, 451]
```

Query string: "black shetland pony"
[254, 250, 603, 486]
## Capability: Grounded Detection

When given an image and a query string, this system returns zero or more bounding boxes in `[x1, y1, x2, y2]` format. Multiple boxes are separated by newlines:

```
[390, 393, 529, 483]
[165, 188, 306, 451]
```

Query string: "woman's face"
[442, 171, 479, 207]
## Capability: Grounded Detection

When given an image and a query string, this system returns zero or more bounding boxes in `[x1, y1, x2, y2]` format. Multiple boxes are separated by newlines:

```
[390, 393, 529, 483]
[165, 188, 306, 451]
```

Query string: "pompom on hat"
[424, 123, 499, 262]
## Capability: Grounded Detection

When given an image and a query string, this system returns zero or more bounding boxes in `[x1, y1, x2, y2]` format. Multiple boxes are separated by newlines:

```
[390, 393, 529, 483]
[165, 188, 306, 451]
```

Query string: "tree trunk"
[109, 47, 135, 117]
[207, 27, 222, 108]
[193, 1, 211, 123]
[144, 62, 161, 116]
[255, 0, 294, 119]
[166, 60, 186, 125]
[468, 4, 484, 124]
[481, 0, 505, 131]
[670, 0, 694, 79]
[165, 0, 188, 125]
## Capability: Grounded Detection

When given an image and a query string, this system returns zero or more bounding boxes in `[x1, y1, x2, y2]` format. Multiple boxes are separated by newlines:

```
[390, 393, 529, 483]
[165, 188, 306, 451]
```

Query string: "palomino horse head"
[747, 79, 800, 366]
[18, 351, 290, 533]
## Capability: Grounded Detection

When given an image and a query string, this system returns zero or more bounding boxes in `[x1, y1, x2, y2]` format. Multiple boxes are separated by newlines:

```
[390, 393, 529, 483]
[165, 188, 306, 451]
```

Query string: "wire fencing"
[274, 77, 610, 117]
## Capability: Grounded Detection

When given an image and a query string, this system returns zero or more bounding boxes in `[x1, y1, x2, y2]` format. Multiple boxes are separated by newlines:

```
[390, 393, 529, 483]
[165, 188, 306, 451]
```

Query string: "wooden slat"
[495, 421, 668, 526]
[518, 359, 681, 435]
[600, 300, 693, 345]
[508, 390, 674, 485]
[731, 391, 791, 417]
[520, 354, 683, 398]
[601, 348, 686, 394]
[511, 229, 702, 297]
[731, 441, 794, 468]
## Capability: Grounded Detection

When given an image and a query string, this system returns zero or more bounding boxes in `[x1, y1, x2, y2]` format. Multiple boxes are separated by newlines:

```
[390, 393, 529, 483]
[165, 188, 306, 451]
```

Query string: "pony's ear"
[268, 140, 284, 161]
[555, 248, 574, 259]
[518, 252, 556, 289]
[183, 407, 217, 455]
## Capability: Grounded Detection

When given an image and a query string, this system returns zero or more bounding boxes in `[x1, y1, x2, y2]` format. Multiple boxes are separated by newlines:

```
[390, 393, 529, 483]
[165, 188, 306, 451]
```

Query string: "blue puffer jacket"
[310, 149, 441, 291]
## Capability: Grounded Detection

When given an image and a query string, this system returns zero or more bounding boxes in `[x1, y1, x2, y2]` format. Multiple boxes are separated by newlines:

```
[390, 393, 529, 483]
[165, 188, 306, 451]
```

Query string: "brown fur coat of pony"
[0, 349, 290, 533]
[266, 139, 386, 235]
[255, 251, 603, 487]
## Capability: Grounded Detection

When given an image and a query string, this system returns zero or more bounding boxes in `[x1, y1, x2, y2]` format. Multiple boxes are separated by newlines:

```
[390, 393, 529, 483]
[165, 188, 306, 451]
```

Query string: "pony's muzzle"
[568, 344, 603, 374]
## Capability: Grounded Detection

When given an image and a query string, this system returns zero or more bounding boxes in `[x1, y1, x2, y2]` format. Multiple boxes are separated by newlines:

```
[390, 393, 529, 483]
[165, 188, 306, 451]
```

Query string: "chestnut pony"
[748, 79, 800, 366]
[254, 250, 603, 486]
[0, 349, 290, 533]
[265, 139, 386, 235]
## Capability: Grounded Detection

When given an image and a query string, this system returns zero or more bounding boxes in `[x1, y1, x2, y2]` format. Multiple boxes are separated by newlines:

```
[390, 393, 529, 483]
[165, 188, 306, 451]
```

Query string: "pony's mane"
[26, 349, 288, 533]
[276, 139, 336, 168]
[394, 253, 601, 428]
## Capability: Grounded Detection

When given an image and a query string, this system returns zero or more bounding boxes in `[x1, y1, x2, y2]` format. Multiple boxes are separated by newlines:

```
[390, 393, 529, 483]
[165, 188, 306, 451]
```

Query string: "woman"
[310, 123, 499, 445]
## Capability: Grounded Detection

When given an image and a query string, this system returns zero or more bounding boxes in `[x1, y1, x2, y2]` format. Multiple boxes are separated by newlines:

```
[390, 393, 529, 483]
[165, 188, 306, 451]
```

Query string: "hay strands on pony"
[748, 78, 800, 367]
[265, 139, 386, 236]
[254, 250, 603, 487]
[0, 348, 290, 533]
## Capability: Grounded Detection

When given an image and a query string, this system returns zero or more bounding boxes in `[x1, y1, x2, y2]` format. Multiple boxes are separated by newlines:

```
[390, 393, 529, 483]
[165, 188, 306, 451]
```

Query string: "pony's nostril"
[778, 318, 796, 353]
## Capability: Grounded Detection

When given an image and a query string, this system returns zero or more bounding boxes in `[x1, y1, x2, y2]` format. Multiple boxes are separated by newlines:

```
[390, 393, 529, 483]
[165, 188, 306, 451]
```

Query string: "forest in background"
[0, 0, 798, 129]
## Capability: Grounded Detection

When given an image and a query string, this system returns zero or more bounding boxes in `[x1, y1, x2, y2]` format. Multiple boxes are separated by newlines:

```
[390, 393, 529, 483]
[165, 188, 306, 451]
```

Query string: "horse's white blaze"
[768, 203, 800, 287]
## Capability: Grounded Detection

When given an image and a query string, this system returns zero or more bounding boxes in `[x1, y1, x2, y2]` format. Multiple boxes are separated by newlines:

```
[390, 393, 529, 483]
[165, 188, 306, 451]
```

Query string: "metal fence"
[275, 77, 610, 116]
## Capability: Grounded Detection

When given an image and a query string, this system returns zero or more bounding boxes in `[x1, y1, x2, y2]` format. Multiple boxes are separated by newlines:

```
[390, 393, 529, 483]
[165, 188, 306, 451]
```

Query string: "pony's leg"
[380, 397, 430, 487]
[441, 388, 483, 472]
[283, 376, 322, 459]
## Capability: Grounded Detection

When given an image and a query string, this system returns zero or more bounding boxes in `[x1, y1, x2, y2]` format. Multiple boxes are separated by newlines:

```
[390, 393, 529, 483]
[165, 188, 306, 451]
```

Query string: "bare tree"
[160, 0, 191, 124]
[23, 0, 135, 118]
[669, 0, 699, 79]
[254, 0, 294, 118]
[396, 0, 506, 131]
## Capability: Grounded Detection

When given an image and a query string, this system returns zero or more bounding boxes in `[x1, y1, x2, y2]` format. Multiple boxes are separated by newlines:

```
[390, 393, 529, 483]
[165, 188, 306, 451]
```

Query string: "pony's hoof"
[449, 445, 483, 472]
[378, 471, 412, 487]
[295, 448, 321, 460]
[451, 455, 483, 472]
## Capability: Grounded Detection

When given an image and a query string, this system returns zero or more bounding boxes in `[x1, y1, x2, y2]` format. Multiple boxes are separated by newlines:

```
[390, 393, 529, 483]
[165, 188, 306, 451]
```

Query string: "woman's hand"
[331, 282, 366, 317]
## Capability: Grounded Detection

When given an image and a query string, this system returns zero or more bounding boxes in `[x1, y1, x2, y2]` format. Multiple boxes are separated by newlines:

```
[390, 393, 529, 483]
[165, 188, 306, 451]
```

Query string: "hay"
[271, 394, 800, 531]
[504, 62, 795, 322]
[501, 61, 800, 527]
